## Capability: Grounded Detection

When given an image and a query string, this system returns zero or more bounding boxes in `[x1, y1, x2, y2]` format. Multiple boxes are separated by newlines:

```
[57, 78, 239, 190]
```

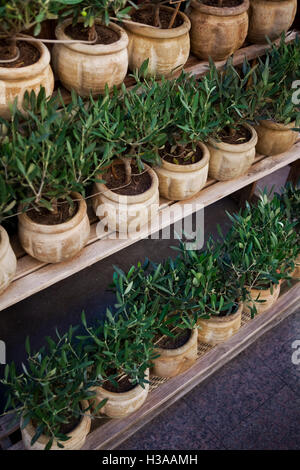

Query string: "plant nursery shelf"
[1, 280, 299, 450]
[0, 141, 299, 314]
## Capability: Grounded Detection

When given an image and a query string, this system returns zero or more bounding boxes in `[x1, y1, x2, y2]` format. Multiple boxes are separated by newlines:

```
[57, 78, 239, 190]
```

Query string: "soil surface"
[32, 414, 81, 437]
[201, 0, 243, 7]
[156, 329, 191, 350]
[131, 6, 183, 29]
[103, 373, 137, 393]
[0, 40, 40, 68]
[104, 162, 152, 196]
[219, 125, 252, 145]
[160, 142, 203, 165]
[65, 24, 119, 45]
[28, 200, 78, 226]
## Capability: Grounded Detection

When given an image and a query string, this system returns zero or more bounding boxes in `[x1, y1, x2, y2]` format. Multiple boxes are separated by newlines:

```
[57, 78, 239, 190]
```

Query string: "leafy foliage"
[0, 0, 52, 38]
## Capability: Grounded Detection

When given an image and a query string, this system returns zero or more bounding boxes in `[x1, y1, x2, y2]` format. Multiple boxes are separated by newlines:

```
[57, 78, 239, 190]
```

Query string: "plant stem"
[88, 23, 97, 42]
[168, 1, 181, 29]
[120, 157, 132, 185]
[154, 4, 161, 28]
[218, 0, 223, 6]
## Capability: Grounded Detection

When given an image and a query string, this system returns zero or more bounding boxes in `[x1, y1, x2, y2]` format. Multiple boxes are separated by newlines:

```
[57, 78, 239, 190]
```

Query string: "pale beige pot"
[154, 142, 210, 200]
[21, 400, 91, 450]
[247, 0, 297, 44]
[0, 36, 54, 119]
[188, 0, 249, 61]
[152, 329, 198, 378]
[207, 124, 258, 181]
[292, 253, 300, 279]
[254, 120, 298, 156]
[0, 226, 17, 295]
[197, 303, 243, 346]
[53, 19, 128, 96]
[93, 165, 159, 233]
[18, 193, 90, 263]
[125, 6, 191, 78]
[243, 283, 281, 315]
[91, 370, 149, 419]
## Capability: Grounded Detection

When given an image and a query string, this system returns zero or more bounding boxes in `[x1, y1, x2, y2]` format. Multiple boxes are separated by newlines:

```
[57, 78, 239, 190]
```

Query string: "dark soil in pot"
[65, 24, 119, 45]
[102, 373, 137, 393]
[28, 200, 79, 225]
[32, 414, 81, 436]
[219, 125, 252, 145]
[104, 163, 152, 196]
[131, 6, 184, 28]
[201, 0, 243, 7]
[0, 40, 40, 68]
[156, 329, 192, 350]
[160, 142, 203, 165]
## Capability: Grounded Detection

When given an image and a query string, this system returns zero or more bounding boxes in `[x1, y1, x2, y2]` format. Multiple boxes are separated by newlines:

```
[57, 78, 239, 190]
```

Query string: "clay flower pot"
[0, 36, 54, 119]
[207, 124, 258, 181]
[247, 0, 297, 44]
[21, 400, 91, 450]
[154, 142, 210, 200]
[292, 253, 300, 280]
[93, 164, 159, 234]
[18, 193, 90, 263]
[91, 370, 149, 419]
[188, 0, 249, 61]
[52, 19, 128, 96]
[254, 120, 298, 156]
[243, 283, 281, 315]
[197, 303, 243, 346]
[0, 226, 17, 295]
[124, 6, 191, 77]
[152, 329, 198, 378]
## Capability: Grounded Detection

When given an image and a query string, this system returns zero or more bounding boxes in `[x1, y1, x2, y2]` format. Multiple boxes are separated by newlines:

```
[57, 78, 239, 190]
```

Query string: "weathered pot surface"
[0, 226, 17, 295]
[0, 36, 54, 119]
[188, 0, 249, 61]
[152, 329, 198, 378]
[243, 283, 281, 315]
[254, 120, 298, 156]
[21, 400, 91, 450]
[125, 5, 191, 77]
[18, 192, 90, 263]
[154, 142, 210, 200]
[197, 303, 243, 346]
[53, 19, 128, 95]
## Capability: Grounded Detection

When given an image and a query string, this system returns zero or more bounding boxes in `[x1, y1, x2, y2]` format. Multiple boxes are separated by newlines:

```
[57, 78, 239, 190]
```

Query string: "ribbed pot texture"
[52, 19, 129, 95]
[247, 0, 297, 44]
[243, 283, 281, 315]
[0, 226, 17, 295]
[0, 36, 54, 119]
[93, 165, 159, 233]
[21, 400, 91, 450]
[154, 142, 210, 200]
[18, 193, 90, 263]
[197, 303, 243, 346]
[292, 253, 300, 280]
[207, 124, 258, 181]
[188, 0, 249, 61]
[91, 370, 150, 419]
[254, 120, 298, 156]
[151, 329, 198, 378]
[124, 6, 191, 77]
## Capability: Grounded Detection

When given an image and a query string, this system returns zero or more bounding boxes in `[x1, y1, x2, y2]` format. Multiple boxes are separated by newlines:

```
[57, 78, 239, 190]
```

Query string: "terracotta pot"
[0, 36, 54, 119]
[197, 303, 243, 346]
[207, 124, 258, 181]
[292, 253, 300, 279]
[0, 226, 17, 295]
[93, 164, 159, 233]
[21, 400, 91, 450]
[247, 0, 297, 44]
[152, 329, 198, 378]
[154, 142, 210, 200]
[243, 283, 281, 315]
[254, 120, 298, 156]
[52, 19, 128, 96]
[18, 193, 90, 263]
[91, 370, 149, 419]
[188, 0, 249, 61]
[124, 6, 191, 77]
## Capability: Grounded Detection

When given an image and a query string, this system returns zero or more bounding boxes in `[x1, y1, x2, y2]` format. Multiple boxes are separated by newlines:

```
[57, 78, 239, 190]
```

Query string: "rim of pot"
[125, 5, 191, 38]
[155, 328, 198, 357]
[0, 34, 51, 80]
[93, 369, 149, 400]
[18, 192, 88, 235]
[160, 141, 210, 173]
[55, 18, 129, 55]
[198, 302, 243, 324]
[190, 0, 250, 16]
[257, 119, 297, 131]
[0, 226, 10, 260]
[250, 0, 296, 5]
[246, 282, 280, 294]
[208, 123, 258, 153]
[96, 164, 159, 204]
